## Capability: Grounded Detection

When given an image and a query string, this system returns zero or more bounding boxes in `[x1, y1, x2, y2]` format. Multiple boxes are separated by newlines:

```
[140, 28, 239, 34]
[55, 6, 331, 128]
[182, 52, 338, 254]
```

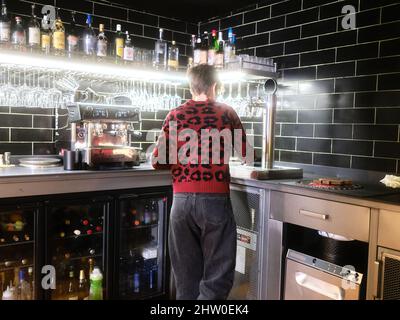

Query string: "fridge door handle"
[372, 261, 381, 300]
[299, 209, 329, 220]
[295, 271, 344, 300]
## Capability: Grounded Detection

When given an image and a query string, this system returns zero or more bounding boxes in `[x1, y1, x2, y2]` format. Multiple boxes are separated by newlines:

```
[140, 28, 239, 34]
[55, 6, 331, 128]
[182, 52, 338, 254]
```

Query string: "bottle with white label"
[0, 0, 10, 47]
[153, 28, 167, 69]
[41, 14, 51, 55]
[28, 4, 40, 51]
[123, 31, 134, 63]
[96, 23, 108, 60]
[11, 16, 26, 51]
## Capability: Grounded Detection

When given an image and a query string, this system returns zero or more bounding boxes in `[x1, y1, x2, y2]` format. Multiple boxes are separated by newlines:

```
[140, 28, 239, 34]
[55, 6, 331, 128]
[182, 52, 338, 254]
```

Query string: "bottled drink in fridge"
[28, 4, 40, 51]
[168, 40, 179, 71]
[96, 23, 108, 59]
[153, 28, 167, 69]
[133, 271, 140, 293]
[66, 268, 78, 300]
[78, 269, 89, 300]
[114, 24, 124, 61]
[215, 31, 224, 69]
[41, 14, 51, 54]
[82, 14, 96, 56]
[2, 286, 16, 300]
[17, 269, 31, 300]
[193, 36, 201, 66]
[67, 11, 79, 57]
[88, 266, 103, 300]
[11, 16, 26, 51]
[123, 31, 134, 63]
[207, 29, 218, 66]
[0, 0, 10, 46]
[200, 31, 208, 64]
[52, 12, 65, 55]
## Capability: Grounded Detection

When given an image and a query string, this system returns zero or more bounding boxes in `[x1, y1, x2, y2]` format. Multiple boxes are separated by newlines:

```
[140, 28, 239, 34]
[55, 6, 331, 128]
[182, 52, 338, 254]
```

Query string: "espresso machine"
[67, 103, 141, 169]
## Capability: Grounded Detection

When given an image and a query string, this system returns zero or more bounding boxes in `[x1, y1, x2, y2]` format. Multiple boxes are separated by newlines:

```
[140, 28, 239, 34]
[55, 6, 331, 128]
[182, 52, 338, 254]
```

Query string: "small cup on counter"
[63, 150, 82, 171]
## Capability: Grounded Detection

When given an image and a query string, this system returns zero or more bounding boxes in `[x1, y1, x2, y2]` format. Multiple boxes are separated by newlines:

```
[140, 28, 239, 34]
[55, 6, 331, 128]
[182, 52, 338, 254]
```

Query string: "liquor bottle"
[2, 286, 16, 300]
[11, 16, 26, 51]
[78, 269, 89, 300]
[193, 36, 201, 66]
[52, 11, 65, 55]
[88, 258, 94, 275]
[114, 24, 124, 61]
[66, 11, 79, 58]
[88, 267, 103, 300]
[207, 29, 218, 66]
[66, 268, 78, 300]
[200, 31, 208, 64]
[27, 267, 34, 300]
[82, 14, 96, 57]
[17, 269, 31, 300]
[123, 31, 134, 63]
[28, 4, 40, 51]
[231, 33, 236, 57]
[0, 0, 10, 46]
[215, 31, 224, 69]
[133, 271, 140, 293]
[224, 27, 233, 65]
[153, 28, 167, 70]
[167, 40, 179, 71]
[96, 23, 108, 59]
[41, 13, 51, 54]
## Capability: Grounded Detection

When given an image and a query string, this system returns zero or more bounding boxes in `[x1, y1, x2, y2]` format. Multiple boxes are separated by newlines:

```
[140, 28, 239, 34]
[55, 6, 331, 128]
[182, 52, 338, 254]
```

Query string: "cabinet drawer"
[378, 210, 400, 251]
[270, 191, 370, 242]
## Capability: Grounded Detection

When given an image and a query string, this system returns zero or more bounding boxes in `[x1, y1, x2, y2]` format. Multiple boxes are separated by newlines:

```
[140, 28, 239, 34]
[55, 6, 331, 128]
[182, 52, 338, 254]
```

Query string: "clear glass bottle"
[168, 40, 179, 71]
[207, 29, 218, 66]
[123, 31, 134, 63]
[11, 16, 26, 51]
[0, 0, 10, 46]
[96, 23, 108, 59]
[82, 14, 96, 57]
[114, 24, 124, 61]
[224, 27, 233, 65]
[200, 31, 208, 64]
[40, 13, 51, 54]
[52, 11, 65, 55]
[193, 36, 201, 66]
[153, 28, 167, 69]
[66, 268, 78, 300]
[78, 269, 88, 300]
[66, 11, 79, 58]
[28, 4, 40, 51]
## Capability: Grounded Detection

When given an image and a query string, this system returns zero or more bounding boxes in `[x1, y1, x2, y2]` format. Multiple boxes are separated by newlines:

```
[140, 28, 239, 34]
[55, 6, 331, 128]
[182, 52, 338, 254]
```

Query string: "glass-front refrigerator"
[115, 192, 168, 299]
[45, 196, 110, 300]
[0, 203, 38, 300]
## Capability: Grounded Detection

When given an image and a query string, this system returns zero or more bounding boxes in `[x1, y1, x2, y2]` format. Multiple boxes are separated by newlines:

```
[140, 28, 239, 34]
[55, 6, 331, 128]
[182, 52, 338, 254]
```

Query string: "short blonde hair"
[187, 64, 218, 96]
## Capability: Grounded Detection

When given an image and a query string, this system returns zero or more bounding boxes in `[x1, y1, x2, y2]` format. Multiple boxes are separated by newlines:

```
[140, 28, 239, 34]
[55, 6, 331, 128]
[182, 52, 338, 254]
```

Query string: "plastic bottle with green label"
[88, 266, 103, 300]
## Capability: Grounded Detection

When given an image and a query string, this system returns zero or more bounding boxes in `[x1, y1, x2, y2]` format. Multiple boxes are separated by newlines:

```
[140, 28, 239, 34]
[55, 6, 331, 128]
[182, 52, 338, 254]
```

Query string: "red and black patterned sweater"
[152, 99, 247, 194]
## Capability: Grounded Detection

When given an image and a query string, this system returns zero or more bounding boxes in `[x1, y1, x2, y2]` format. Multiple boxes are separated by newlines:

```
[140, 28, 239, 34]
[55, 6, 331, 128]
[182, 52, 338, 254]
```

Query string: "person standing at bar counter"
[152, 65, 249, 300]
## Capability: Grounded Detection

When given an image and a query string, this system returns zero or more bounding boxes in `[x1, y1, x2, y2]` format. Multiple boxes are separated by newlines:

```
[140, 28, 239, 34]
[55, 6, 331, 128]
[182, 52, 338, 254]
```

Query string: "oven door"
[284, 250, 362, 300]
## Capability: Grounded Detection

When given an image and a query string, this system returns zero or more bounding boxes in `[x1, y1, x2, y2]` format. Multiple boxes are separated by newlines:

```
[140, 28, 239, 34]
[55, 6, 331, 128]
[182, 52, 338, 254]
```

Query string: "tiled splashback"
[2, 0, 400, 174]
[202, 0, 400, 173]
[0, 0, 195, 155]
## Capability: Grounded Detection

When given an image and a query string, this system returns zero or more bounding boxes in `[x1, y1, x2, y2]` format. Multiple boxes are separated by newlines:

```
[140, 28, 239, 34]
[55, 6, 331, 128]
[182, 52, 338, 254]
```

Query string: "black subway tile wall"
[200, 0, 400, 173]
[2, 0, 195, 155]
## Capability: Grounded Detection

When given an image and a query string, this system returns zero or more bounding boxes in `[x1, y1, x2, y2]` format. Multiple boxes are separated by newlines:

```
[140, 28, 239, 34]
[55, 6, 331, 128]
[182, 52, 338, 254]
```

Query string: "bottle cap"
[116, 24, 121, 31]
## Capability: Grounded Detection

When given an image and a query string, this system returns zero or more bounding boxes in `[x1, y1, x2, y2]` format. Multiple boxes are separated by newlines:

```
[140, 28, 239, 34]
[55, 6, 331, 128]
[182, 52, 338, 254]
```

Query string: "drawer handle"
[299, 209, 329, 220]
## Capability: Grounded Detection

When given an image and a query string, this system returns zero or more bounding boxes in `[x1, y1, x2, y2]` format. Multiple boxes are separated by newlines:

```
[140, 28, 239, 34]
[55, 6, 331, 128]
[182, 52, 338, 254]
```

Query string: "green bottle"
[88, 266, 103, 300]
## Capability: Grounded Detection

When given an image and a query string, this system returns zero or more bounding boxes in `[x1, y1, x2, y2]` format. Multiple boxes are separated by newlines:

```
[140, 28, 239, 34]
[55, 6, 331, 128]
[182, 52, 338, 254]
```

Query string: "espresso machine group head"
[67, 103, 141, 169]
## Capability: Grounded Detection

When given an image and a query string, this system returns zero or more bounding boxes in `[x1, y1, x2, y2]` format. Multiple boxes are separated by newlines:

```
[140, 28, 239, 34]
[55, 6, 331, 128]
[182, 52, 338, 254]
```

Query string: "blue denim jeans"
[169, 193, 237, 300]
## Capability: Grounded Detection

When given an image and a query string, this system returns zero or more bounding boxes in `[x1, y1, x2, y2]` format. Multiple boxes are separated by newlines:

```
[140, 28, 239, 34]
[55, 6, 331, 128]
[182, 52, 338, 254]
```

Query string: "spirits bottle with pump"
[207, 29, 218, 66]
[200, 31, 208, 65]
[11, 16, 26, 51]
[52, 11, 65, 55]
[41, 14, 51, 54]
[28, 4, 40, 51]
[66, 11, 79, 58]
[153, 28, 167, 69]
[123, 31, 134, 63]
[215, 31, 224, 69]
[82, 14, 96, 57]
[114, 24, 124, 62]
[96, 23, 108, 60]
[0, 0, 10, 47]
[168, 40, 179, 71]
